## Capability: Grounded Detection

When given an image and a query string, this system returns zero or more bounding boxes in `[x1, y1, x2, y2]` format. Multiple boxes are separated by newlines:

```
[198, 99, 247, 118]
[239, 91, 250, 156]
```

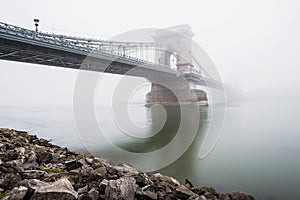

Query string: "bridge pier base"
[145, 83, 208, 106]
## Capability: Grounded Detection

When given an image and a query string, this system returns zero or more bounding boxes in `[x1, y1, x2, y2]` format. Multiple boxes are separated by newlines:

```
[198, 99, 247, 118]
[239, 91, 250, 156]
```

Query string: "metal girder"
[0, 51, 18, 58]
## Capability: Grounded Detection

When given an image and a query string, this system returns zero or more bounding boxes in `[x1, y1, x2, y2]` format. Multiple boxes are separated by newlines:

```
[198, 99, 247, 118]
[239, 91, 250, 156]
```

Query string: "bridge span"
[0, 21, 221, 104]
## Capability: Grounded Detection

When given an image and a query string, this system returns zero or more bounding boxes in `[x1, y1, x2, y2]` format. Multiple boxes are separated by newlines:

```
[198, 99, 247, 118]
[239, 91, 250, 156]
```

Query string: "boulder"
[105, 177, 137, 200]
[30, 178, 78, 200]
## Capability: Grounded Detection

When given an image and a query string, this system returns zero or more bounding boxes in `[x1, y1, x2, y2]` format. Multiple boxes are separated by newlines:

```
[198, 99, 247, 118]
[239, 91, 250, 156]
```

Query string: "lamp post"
[33, 19, 40, 32]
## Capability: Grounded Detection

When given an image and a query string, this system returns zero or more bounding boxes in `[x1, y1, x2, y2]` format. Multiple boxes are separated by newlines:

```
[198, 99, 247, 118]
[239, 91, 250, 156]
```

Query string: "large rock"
[30, 178, 78, 200]
[105, 177, 137, 200]
[1, 186, 28, 200]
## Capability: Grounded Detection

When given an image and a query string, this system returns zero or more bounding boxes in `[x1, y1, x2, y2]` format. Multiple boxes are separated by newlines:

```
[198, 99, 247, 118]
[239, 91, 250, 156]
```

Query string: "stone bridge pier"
[146, 25, 208, 105]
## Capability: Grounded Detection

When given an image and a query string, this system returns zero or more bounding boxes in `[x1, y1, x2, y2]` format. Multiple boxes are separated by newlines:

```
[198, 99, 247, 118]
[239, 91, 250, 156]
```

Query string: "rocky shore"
[0, 128, 255, 200]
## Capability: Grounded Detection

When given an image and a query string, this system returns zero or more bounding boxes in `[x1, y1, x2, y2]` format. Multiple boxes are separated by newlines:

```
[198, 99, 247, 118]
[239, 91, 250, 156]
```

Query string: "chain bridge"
[0, 21, 221, 104]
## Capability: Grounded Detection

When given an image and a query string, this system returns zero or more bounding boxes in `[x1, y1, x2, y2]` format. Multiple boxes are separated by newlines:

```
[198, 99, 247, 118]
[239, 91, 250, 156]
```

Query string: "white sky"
[1, 0, 300, 106]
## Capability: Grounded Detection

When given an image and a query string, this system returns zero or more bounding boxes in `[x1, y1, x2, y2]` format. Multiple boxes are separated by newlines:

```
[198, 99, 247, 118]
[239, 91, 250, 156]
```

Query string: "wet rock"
[185, 178, 194, 188]
[174, 185, 199, 199]
[151, 173, 179, 191]
[203, 192, 218, 200]
[0, 128, 257, 200]
[1, 186, 28, 200]
[219, 193, 231, 200]
[193, 186, 218, 197]
[105, 177, 137, 200]
[31, 178, 78, 200]
[230, 192, 256, 200]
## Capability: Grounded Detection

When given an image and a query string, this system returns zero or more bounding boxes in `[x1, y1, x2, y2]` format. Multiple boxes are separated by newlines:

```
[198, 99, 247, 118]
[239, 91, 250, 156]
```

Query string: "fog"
[1, 0, 300, 106]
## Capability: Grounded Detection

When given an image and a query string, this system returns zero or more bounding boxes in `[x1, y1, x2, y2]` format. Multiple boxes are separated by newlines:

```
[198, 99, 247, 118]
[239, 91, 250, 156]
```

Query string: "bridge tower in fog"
[146, 25, 207, 104]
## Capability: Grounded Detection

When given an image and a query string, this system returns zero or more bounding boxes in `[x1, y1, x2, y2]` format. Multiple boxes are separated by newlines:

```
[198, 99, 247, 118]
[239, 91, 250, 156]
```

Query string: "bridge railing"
[0, 22, 164, 67]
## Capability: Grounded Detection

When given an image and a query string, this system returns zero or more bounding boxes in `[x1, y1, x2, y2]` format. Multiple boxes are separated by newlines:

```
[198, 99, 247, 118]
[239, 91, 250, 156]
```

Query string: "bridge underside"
[0, 35, 180, 80]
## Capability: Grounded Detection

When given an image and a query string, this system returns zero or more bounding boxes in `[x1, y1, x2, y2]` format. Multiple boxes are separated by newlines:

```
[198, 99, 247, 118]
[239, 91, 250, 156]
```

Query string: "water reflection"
[93, 104, 212, 172]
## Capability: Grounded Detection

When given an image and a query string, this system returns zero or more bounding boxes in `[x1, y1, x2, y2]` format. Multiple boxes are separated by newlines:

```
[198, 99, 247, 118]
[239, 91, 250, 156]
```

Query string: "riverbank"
[0, 128, 255, 200]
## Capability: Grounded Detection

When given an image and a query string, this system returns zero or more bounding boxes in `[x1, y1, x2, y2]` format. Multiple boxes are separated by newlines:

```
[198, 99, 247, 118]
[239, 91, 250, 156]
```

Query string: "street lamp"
[33, 19, 40, 32]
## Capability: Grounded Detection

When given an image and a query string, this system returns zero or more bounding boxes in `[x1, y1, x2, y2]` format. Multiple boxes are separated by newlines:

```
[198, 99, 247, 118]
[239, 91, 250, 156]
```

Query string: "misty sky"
[1, 0, 300, 106]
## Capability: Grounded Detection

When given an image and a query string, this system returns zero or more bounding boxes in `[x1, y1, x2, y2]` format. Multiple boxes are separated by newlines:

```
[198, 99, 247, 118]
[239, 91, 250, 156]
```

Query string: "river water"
[0, 100, 299, 199]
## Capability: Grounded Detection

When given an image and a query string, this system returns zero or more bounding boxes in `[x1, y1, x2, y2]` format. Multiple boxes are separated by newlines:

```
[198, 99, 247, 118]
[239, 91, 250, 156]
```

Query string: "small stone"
[1, 159, 24, 173]
[88, 187, 99, 200]
[95, 166, 107, 176]
[22, 170, 45, 179]
[65, 159, 82, 171]
[99, 179, 109, 194]
[136, 190, 158, 200]
[230, 192, 255, 200]
[219, 193, 231, 200]
[105, 165, 119, 176]
[36, 151, 52, 164]
[174, 185, 199, 199]
[135, 173, 153, 187]
[0, 150, 18, 162]
[185, 178, 194, 188]
[69, 168, 81, 176]
[77, 185, 88, 194]
[1, 173, 22, 190]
